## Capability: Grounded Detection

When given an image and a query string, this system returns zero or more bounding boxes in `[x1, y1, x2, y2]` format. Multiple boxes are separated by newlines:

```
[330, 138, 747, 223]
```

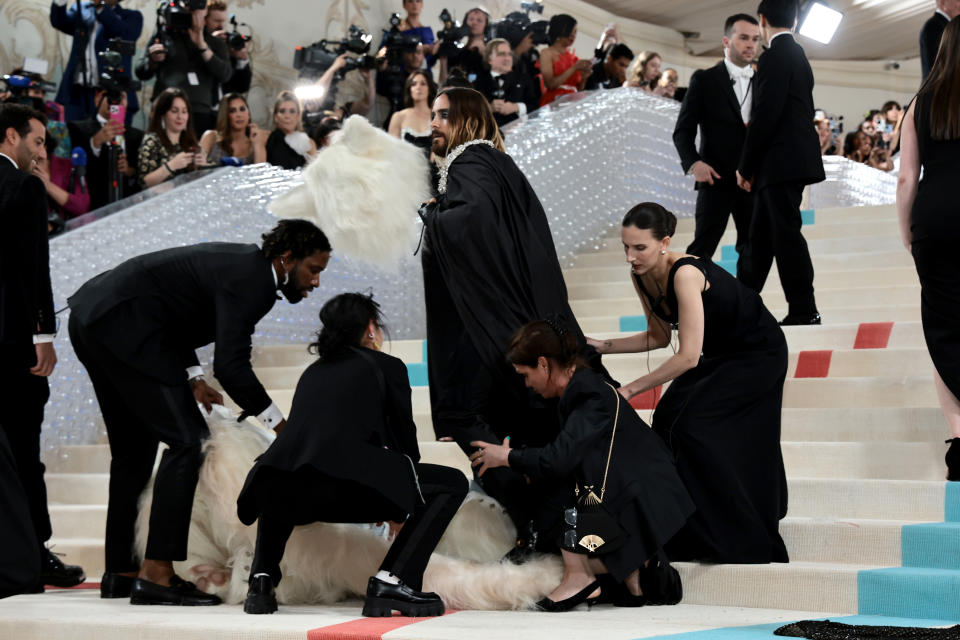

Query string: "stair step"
[46, 473, 109, 504]
[782, 442, 944, 480]
[50, 505, 106, 539]
[47, 538, 105, 582]
[780, 517, 905, 565]
[782, 377, 937, 408]
[787, 478, 945, 520]
[858, 567, 960, 620]
[781, 407, 949, 442]
[901, 522, 960, 570]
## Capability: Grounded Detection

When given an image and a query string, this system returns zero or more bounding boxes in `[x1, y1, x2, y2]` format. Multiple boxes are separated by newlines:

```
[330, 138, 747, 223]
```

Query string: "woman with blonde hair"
[624, 51, 666, 95]
[897, 16, 960, 480]
[200, 93, 266, 165]
[266, 90, 317, 169]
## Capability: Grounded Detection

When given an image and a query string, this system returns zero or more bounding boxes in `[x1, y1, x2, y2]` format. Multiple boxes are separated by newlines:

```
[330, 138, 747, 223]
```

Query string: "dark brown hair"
[918, 16, 960, 140]
[506, 319, 586, 373]
[435, 87, 505, 152]
[403, 69, 437, 109]
[148, 87, 198, 152]
[214, 93, 250, 157]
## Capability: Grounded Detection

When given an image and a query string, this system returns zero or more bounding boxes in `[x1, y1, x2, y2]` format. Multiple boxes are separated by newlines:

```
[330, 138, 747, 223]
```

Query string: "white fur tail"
[267, 115, 432, 270]
[135, 407, 561, 610]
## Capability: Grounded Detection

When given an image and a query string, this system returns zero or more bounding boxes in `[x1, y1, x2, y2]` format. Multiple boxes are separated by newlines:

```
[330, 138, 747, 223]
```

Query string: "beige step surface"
[787, 478, 944, 520]
[782, 441, 944, 480]
[781, 407, 949, 442]
[779, 517, 906, 565]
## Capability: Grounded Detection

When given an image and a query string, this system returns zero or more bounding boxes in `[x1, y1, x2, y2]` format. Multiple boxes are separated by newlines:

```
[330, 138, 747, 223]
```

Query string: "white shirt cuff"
[186, 366, 204, 380]
[54, 0, 67, 6]
[33, 334, 55, 344]
[256, 402, 284, 429]
[235, 59, 250, 69]
[89, 136, 103, 157]
[516, 103, 527, 118]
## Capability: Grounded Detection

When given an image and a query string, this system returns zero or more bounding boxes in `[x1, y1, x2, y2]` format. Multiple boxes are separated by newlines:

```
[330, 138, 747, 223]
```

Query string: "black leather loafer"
[243, 574, 278, 614]
[361, 577, 444, 617]
[129, 575, 222, 606]
[780, 312, 822, 326]
[39, 550, 85, 588]
[100, 572, 135, 598]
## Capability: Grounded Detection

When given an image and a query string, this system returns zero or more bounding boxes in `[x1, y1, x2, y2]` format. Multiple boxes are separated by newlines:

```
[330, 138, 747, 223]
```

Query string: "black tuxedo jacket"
[0, 159, 55, 358]
[738, 34, 825, 189]
[67, 118, 144, 211]
[920, 12, 949, 81]
[475, 70, 532, 128]
[673, 60, 751, 190]
[68, 243, 278, 414]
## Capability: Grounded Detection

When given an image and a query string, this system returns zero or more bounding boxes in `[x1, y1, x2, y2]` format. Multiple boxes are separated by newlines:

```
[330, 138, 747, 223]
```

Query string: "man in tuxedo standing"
[67, 84, 143, 210]
[920, 0, 960, 81]
[737, 0, 825, 326]
[673, 14, 761, 271]
[67, 220, 331, 605]
[0, 104, 87, 592]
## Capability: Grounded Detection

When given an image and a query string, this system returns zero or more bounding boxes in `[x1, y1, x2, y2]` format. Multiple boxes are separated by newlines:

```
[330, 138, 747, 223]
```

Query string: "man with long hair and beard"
[420, 87, 612, 559]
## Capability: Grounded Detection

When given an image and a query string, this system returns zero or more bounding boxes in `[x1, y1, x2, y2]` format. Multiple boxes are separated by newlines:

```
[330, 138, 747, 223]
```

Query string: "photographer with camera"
[138, 87, 209, 188]
[204, 1, 252, 101]
[496, 15, 543, 112]
[375, 21, 427, 127]
[381, 0, 440, 67]
[49, 0, 143, 124]
[67, 81, 143, 210]
[136, 0, 231, 137]
[437, 7, 488, 85]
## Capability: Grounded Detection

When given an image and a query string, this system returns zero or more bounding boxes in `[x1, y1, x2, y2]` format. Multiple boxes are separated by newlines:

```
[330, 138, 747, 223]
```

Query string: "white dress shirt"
[723, 58, 753, 124]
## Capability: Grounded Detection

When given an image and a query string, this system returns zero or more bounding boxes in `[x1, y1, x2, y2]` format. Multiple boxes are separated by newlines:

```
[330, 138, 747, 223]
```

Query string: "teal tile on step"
[715, 259, 737, 276]
[858, 566, 960, 620]
[406, 362, 429, 387]
[946, 481, 960, 522]
[801, 209, 815, 225]
[902, 522, 960, 570]
[720, 245, 739, 261]
[619, 315, 647, 332]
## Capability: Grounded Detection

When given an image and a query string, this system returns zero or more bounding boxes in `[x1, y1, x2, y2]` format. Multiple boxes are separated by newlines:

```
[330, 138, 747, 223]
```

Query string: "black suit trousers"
[687, 185, 754, 265]
[738, 182, 817, 316]
[250, 463, 467, 591]
[0, 345, 52, 547]
[69, 314, 209, 572]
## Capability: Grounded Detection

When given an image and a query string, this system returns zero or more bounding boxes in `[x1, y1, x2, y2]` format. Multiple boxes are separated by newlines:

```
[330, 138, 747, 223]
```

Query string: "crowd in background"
[0, 0, 911, 233]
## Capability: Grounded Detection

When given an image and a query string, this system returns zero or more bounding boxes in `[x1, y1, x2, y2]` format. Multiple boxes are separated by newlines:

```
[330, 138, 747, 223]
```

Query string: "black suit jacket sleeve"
[382, 355, 421, 463]
[211, 283, 272, 415]
[738, 45, 790, 180]
[27, 177, 56, 335]
[508, 386, 608, 482]
[920, 14, 947, 80]
[673, 68, 706, 173]
[223, 59, 252, 94]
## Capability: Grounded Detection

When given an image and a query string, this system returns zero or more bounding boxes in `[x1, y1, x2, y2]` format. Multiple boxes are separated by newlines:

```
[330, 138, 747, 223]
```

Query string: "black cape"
[420, 143, 605, 444]
[237, 348, 422, 526]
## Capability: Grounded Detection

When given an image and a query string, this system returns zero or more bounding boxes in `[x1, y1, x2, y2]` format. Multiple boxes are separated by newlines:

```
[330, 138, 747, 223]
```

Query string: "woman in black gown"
[896, 17, 960, 480]
[236, 293, 467, 617]
[472, 320, 693, 611]
[587, 202, 789, 563]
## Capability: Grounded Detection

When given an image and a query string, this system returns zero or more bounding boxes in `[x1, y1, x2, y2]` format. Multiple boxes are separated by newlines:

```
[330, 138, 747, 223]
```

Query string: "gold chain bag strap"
[562, 382, 628, 555]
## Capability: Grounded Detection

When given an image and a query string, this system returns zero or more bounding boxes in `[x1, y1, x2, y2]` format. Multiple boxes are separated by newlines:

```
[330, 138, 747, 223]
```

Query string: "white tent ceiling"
[586, 0, 936, 61]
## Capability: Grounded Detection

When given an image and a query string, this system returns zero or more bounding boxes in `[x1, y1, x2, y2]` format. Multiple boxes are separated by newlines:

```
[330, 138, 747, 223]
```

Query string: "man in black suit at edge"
[736, 0, 825, 326]
[67, 219, 331, 605]
[920, 1, 960, 81]
[67, 84, 143, 211]
[0, 103, 87, 593]
[673, 13, 761, 272]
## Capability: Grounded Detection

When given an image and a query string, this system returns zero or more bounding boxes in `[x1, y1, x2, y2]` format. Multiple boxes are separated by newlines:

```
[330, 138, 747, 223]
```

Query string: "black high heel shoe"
[535, 580, 600, 612]
[947, 438, 960, 481]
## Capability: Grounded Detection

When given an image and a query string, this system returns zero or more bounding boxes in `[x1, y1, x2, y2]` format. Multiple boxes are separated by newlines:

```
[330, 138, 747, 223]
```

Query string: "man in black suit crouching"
[737, 0, 825, 326]
[68, 220, 331, 605]
[67, 84, 144, 211]
[0, 103, 87, 594]
[673, 13, 761, 272]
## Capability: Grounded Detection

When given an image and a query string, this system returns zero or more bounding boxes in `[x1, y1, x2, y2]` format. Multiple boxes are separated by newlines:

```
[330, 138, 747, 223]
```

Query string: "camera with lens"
[493, 10, 549, 47]
[98, 39, 141, 102]
[227, 14, 252, 51]
[0, 72, 56, 110]
[158, 0, 208, 34]
[293, 25, 375, 77]
[436, 8, 471, 58]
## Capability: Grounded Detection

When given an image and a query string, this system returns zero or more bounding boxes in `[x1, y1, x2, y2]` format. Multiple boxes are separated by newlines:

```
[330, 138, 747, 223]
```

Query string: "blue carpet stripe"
[801, 209, 815, 225]
[620, 315, 648, 332]
[901, 522, 960, 570]
[635, 615, 955, 640]
[858, 567, 960, 620]
[946, 482, 960, 522]
[714, 259, 737, 276]
[720, 245, 739, 261]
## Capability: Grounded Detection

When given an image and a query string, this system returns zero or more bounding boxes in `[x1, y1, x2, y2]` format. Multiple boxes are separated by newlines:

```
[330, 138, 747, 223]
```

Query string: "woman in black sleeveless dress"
[588, 203, 789, 563]
[896, 17, 960, 480]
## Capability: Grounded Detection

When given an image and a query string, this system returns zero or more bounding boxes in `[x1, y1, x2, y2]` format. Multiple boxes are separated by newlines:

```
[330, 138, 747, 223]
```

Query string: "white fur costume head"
[268, 115, 432, 270]
[135, 405, 561, 610]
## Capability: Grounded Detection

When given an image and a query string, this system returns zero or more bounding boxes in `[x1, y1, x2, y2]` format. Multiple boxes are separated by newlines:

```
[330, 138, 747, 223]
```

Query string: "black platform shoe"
[947, 438, 960, 481]
[534, 580, 600, 612]
[39, 550, 85, 588]
[129, 575, 222, 606]
[100, 572, 135, 598]
[780, 312, 822, 326]
[243, 574, 278, 614]
[361, 577, 445, 617]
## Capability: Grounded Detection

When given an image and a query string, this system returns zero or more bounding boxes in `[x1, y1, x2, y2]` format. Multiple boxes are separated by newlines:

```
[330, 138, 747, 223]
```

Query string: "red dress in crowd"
[538, 50, 582, 107]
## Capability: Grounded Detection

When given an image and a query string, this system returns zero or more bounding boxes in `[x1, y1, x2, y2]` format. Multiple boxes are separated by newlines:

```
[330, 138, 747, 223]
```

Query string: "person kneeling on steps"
[237, 293, 468, 616]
